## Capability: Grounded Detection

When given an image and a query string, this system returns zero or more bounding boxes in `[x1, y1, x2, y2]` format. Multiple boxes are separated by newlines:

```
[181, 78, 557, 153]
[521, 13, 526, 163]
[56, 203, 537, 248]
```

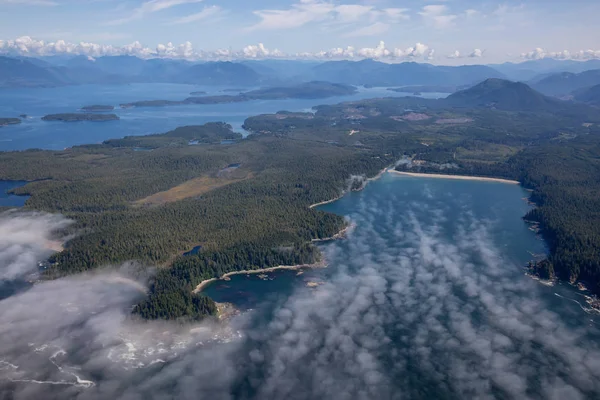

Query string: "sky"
[0, 0, 599, 64]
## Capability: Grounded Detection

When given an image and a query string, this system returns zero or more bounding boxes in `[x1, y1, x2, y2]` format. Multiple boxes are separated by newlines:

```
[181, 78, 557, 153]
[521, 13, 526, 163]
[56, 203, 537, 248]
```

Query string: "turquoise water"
[204, 173, 600, 399]
[0, 84, 447, 151]
[0, 180, 29, 207]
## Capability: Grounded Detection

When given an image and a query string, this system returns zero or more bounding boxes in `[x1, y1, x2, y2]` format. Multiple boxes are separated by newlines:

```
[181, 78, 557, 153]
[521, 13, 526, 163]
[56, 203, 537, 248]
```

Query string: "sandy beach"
[389, 170, 520, 184]
[193, 260, 327, 293]
[309, 196, 343, 209]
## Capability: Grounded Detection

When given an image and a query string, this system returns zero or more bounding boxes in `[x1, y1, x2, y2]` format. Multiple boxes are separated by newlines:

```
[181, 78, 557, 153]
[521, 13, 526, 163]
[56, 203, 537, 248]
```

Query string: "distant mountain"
[0, 56, 67, 87]
[573, 84, 600, 106]
[175, 62, 263, 86]
[0, 55, 264, 87]
[306, 60, 505, 87]
[240, 60, 321, 81]
[491, 59, 600, 81]
[445, 78, 564, 111]
[531, 69, 600, 96]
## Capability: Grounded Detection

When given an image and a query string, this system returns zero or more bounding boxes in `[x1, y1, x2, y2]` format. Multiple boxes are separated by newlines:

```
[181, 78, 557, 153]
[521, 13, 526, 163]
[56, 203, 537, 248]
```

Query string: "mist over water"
[2, 174, 600, 399]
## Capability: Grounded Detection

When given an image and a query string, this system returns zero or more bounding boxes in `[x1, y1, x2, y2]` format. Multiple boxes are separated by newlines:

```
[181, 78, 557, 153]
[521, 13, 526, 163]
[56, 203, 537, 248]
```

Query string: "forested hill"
[445, 78, 564, 111]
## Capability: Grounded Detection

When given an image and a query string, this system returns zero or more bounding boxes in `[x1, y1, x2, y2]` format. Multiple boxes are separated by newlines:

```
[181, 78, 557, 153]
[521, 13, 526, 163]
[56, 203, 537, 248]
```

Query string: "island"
[0, 117, 21, 126]
[81, 105, 115, 112]
[189, 91, 207, 95]
[41, 113, 120, 122]
[120, 81, 357, 108]
[2, 79, 600, 321]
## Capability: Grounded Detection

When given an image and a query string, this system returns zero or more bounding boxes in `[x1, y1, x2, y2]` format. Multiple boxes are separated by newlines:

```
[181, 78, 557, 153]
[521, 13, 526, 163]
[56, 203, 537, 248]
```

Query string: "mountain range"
[530, 69, 600, 96]
[3, 54, 600, 101]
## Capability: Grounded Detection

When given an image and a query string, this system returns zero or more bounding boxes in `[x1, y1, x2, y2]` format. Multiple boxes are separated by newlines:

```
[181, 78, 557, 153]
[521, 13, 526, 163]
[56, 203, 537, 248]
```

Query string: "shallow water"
[0, 84, 447, 151]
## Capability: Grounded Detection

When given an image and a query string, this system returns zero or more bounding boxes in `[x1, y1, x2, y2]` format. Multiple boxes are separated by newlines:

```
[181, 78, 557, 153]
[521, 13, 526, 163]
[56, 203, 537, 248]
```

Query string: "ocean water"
[2, 173, 600, 399]
[0, 84, 447, 151]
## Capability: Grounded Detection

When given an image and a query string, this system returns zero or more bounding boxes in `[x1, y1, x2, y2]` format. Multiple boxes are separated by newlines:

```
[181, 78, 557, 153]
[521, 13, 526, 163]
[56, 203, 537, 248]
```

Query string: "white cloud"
[248, 0, 409, 31]
[447, 50, 461, 59]
[168, 4, 221, 24]
[469, 48, 483, 58]
[0, 36, 436, 61]
[419, 4, 457, 29]
[107, 0, 204, 25]
[382, 8, 410, 21]
[521, 47, 600, 61]
[334, 4, 375, 23]
[446, 48, 483, 59]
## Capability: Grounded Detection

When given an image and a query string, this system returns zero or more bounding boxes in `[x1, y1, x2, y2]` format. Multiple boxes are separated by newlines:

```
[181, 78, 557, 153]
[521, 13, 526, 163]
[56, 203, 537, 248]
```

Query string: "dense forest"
[3, 87, 600, 319]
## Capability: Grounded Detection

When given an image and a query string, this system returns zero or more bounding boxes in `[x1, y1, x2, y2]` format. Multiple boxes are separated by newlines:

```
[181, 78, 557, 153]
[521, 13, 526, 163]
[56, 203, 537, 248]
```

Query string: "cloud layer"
[521, 47, 600, 61]
[0, 211, 72, 281]
[2, 177, 600, 399]
[0, 36, 436, 61]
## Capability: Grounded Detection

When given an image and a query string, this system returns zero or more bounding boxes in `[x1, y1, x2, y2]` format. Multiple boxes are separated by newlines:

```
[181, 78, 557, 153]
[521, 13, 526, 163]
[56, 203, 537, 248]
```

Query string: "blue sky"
[0, 0, 599, 63]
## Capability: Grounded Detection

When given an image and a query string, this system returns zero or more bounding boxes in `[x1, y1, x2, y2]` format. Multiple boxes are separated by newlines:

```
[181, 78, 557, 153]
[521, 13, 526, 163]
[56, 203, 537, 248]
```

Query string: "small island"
[190, 91, 207, 95]
[42, 113, 120, 122]
[81, 105, 115, 112]
[0, 117, 21, 126]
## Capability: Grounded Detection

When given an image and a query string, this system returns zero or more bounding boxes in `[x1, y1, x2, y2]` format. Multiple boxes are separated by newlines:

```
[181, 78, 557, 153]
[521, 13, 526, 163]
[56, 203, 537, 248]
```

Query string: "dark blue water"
[0, 180, 29, 207]
[0, 84, 447, 151]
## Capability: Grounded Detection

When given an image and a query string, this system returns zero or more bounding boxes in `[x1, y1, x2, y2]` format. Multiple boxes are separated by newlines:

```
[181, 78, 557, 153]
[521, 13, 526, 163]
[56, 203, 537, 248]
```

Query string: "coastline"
[193, 260, 327, 293]
[312, 222, 356, 242]
[309, 196, 343, 209]
[389, 170, 520, 184]
[309, 165, 391, 209]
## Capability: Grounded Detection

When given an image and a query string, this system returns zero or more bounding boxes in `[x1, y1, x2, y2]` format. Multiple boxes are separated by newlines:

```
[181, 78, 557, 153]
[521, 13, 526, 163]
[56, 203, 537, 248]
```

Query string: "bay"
[201, 172, 600, 399]
[0, 180, 29, 207]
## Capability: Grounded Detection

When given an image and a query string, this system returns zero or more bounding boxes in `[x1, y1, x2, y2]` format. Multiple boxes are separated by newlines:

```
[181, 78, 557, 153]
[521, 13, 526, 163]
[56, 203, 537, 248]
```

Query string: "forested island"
[41, 113, 120, 122]
[81, 105, 115, 112]
[120, 81, 357, 108]
[2, 78, 600, 320]
[0, 117, 21, 126]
